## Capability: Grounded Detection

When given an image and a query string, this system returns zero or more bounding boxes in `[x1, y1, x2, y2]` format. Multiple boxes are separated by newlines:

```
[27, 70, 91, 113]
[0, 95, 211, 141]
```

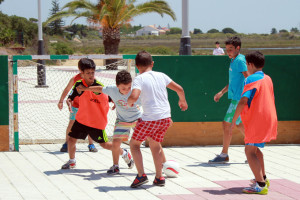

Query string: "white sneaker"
[122, 149, 135, 169]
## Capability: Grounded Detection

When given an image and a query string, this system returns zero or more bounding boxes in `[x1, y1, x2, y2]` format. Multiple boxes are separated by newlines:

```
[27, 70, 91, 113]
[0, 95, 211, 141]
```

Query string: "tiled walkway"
[0, 144, 299, 200]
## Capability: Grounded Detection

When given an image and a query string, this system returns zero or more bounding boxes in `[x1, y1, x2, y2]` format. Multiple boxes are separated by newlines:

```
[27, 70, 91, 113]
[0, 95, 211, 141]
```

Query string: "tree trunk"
[102, 26, 120, 70]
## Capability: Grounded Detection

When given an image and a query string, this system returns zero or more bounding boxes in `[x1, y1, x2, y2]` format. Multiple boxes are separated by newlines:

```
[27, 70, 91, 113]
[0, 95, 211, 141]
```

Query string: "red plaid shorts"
[131, 118, 172, 142]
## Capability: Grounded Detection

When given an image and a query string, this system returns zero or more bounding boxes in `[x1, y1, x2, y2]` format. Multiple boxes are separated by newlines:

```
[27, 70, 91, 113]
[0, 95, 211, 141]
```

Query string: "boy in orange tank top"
[230, 51, 277, 195]
[58, 60, 97, 152]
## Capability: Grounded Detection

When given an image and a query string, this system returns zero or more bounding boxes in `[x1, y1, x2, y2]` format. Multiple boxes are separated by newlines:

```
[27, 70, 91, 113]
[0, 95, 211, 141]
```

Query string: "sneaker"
[122, 149, 135, 169]
[208, 154, 229, 164]
[243, 182, 268, 195]
[61, 160, 76, 169]
[130, 174, 149, 188]
[60, 143, 68, 152]
[250, 178, 270, 188]
[88, 144, 98, 152]
[153, 177, 165, 186]
[107, 165, 120, 175]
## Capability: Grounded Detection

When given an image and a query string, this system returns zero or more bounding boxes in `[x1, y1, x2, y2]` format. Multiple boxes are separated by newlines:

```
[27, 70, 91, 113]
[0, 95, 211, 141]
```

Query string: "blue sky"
[1, 0, 300, 34]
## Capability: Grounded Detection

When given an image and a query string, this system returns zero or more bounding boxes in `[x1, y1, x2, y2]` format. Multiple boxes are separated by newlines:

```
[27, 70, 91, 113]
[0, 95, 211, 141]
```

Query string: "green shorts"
[224, 100, 242, 125]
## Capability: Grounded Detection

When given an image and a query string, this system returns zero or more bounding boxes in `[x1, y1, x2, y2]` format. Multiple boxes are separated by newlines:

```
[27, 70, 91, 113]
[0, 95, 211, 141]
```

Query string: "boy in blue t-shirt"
[209, 36, 249, 163]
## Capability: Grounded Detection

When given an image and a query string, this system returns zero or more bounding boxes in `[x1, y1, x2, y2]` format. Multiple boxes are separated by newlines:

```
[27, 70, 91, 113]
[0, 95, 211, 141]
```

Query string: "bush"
[52, 42, 74, 55]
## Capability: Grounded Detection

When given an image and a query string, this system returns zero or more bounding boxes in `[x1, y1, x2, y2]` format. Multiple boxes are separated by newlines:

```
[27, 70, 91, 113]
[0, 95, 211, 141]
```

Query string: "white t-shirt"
[213, 47, 224, 55]
[132, 71, 172, 121]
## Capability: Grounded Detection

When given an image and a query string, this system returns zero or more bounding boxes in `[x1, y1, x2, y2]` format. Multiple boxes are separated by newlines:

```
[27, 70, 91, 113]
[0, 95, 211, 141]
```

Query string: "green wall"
[0, 55, 9, 125]
[149, 55, 300, 122]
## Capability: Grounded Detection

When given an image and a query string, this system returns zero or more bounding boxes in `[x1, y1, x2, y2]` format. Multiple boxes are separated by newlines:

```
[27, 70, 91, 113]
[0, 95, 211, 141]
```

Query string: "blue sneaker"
[88, 144, 98, 152]
[60, 143, 68, 152]
[208, 154, 229, 164]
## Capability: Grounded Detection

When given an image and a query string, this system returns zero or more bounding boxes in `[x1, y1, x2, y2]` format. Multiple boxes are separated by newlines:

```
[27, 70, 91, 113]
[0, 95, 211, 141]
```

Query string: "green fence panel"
[150, 55, 300, 122]
[0, 55, 9, 125]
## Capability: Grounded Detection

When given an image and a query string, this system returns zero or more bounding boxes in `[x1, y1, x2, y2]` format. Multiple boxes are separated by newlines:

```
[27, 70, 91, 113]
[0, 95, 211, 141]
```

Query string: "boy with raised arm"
[61, 58, 132, 170]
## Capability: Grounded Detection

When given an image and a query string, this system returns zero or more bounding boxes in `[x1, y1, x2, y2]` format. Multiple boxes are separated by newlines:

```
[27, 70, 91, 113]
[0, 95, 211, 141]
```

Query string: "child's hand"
[179, 100, 188, 111]
[76, 85, 86, 94]
[66, 99, 73, 113]
[57, 101, 63, 110]
[214, 92, 223, 102]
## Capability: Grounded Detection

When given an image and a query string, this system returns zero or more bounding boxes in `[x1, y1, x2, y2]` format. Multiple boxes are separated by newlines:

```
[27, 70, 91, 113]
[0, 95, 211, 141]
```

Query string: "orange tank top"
[75, 79, 109, 130]
[72, 73, 82, 108]
[241, 75, 277, 143]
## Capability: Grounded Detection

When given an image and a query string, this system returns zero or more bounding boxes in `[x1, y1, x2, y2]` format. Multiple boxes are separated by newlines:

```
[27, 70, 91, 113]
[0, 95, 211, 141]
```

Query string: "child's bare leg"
[100, 142, 123, 155]
[161, 145, 167, 163]
[65, 120, 75, 143]
[256, 148, 266, 177]
[148, 138, 163, 178]
[87, 135, 94, 145]
[222, 121, 233, 154]
[130, 139, 144, 176]
[68, 137, 77, 159]
[112, 138, 122, 165]
[245, 145, 264, 182]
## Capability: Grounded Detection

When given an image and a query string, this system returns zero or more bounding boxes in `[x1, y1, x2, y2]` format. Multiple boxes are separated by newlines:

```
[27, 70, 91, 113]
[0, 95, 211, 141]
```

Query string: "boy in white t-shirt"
[127, 51, 188, 188]
[213, 41, 225, 55]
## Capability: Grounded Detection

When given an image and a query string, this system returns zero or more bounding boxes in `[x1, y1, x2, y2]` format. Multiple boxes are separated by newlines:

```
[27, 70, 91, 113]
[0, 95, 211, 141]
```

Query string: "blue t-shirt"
[102, 85, 142, 122]
[242, 71, 264, 108]
[228, 54, 248, 100]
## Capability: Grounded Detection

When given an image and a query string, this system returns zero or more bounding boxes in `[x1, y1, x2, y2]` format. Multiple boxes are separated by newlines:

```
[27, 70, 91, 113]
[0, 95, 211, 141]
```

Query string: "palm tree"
[46, 0, 176, 66]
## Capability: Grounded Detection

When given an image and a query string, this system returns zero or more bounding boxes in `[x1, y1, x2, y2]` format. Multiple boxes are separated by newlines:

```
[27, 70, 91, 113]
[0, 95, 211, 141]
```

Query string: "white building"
[136, 25, 159, 36]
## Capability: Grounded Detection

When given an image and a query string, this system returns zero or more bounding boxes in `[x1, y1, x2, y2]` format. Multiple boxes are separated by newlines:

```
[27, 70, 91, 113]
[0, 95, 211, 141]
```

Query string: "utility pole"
[36, 0, 47, 87]
[179, 0, 191, 55]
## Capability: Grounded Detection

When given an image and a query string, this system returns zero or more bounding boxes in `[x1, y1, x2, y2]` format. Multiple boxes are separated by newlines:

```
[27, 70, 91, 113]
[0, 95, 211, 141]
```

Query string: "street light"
[36, 0, 47, 87]
[179, 0, 191, 55]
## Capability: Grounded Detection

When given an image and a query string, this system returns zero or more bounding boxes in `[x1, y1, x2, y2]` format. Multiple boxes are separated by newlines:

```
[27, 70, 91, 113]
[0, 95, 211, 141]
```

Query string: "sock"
[113, 164, 119, 168]
[70, 158, 76, 163]
[122, 149, 127, 157]
[263, 175, 267, 180]
[257, 181, 266, 187]
[220, 153, 228, 157]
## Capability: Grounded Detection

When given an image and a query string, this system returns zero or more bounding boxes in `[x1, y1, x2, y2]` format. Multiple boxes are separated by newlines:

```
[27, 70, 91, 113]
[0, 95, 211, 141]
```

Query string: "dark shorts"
[69, 120, 108, 143]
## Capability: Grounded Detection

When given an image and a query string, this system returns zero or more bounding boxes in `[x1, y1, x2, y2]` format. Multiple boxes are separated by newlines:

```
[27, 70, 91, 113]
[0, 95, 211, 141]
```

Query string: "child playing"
[57, 61, 97, 153]
[61, 58, 133, 170]
[209, 36, 249, 163]
[229, 51, 277, 195]
[76, 70, 138, 174]
[127, 51, 188, 188]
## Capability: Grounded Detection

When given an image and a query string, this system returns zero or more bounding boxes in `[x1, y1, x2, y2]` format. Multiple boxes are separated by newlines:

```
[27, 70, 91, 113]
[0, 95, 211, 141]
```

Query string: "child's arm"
[167, 81, 188, 111]
[229, 96, 248, 136]
[127, 89, 141, 107]
[58, 77, 75, 110]
[76, 85, 103, 94]
[214, 85, 228, 102]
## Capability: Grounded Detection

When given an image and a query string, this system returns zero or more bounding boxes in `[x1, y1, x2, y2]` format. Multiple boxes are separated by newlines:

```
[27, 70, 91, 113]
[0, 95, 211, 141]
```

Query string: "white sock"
[113, 164, 119, 167]
[122, 149, 127, 157]
[70, 158, 76, 163]
[220, 153, 228, 157]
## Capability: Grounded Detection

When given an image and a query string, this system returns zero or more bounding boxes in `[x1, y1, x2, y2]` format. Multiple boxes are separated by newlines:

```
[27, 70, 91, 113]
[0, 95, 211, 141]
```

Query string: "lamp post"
[179, 0, 191, 55]
[36, 0, 47, 87]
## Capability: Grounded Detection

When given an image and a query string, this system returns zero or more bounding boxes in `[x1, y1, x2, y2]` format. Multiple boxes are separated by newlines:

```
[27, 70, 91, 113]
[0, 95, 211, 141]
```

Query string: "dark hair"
[78, 58, 96, 71]
[116, 70, 132, 85]
[135, 50, 153, 67]
[245, 51, 265, 68]
[215, 41, 220, 44]
[225, 36, 241, 48]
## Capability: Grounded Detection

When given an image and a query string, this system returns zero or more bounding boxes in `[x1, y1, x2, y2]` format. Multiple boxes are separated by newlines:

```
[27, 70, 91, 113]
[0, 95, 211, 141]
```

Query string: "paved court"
[0, 144, 299, 200]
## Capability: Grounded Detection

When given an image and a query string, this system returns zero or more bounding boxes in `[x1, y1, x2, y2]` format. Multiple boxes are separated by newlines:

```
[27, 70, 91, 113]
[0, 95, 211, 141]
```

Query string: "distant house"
[136, 25, 159, 36]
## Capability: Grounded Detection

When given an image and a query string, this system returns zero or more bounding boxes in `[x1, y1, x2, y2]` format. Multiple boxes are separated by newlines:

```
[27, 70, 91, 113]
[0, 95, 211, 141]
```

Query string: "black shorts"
[69, 120, 108, 143]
